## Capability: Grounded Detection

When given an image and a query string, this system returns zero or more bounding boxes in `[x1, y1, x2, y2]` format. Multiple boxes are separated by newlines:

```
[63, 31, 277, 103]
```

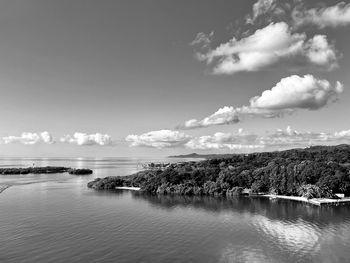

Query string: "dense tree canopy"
[88, 145, 350, 198]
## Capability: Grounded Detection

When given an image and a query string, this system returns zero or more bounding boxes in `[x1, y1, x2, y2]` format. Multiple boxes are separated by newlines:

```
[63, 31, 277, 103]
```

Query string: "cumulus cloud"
[185, 126, 350, 151]
[192, 22, 338, 74]
[40, 131, 55, 144]
[2, 132, 55, 145]
[179, 75, 343, 129]
[60, 132, 113, 146]
[293, 2, 350, 28]
[182, 106, 240, 129]
[305, 35, 338, 69]
[249, 74, 343, 110]
[126, 130, 191, 149]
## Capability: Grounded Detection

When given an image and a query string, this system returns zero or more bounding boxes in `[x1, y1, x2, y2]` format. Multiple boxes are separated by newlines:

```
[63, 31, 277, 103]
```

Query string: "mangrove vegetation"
[88, 145, 350, 199]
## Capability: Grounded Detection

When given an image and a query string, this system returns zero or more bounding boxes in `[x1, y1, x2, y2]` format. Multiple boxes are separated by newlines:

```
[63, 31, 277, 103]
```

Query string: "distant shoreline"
[0, 166, 93, 175]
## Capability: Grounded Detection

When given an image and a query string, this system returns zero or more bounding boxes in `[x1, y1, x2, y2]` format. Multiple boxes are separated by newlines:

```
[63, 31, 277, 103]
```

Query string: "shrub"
[297, 184, 322, 199]
[226, 187, 243, 196]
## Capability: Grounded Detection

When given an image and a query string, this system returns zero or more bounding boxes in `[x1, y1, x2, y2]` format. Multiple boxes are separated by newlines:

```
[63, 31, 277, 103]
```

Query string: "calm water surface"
[1, 158, 350, 263]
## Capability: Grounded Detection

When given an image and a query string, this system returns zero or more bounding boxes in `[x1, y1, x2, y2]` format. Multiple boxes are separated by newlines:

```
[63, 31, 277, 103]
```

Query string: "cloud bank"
[126, 130, 191, 149]
[125, 126, 350, 151]
[60, 132, 113, 146]
[185, 129, 264, 151]
[185, 126, 350, 151]
[2, 132, 55, 145]
[179, 75, 343, 129]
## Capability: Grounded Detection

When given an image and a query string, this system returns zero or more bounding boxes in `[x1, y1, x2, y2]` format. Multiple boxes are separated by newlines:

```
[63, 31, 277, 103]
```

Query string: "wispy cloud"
[60, 132, 113, 146]
[178, 75, 343, 129]
[293, 2, 350, 29]
[246, 0, 350, 29]
[190, 31, 214, 49]
[181, 106, 241, 129]
[126, 129, 191, 149]
[192, 22, 338, 74]
[246, 0, 278, 24]
[2, 132, 55, 145]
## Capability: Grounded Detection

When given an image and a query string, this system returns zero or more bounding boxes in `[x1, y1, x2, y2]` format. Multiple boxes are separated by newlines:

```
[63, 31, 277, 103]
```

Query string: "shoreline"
[87, 177, 350, 206]
[111, 185, 350, 206]
[262, 194, 350, 206]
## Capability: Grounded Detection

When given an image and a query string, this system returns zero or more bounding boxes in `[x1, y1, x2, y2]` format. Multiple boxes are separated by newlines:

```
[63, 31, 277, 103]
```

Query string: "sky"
[0, 0, 350, 157]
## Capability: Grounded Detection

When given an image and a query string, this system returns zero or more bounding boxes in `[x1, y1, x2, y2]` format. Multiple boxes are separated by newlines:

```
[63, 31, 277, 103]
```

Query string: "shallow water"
[1, 158, 350, 263]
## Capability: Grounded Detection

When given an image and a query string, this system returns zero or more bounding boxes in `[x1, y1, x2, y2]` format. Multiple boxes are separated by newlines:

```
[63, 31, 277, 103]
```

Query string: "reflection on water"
[131, 193, 350, 263]
[0, 158, 350, 263]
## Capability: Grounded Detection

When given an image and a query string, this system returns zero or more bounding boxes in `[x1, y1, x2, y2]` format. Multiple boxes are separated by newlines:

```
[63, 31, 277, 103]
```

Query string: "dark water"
[1, 158, 350, 263]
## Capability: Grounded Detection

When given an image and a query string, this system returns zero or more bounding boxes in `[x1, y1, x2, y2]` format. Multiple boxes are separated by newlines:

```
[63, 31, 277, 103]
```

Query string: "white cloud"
[305, 35, 338, 69]
[192, 22, 338, 74]
[259, 126, 330, 148]
[293, 2, 350, 28]
[2, 131, 55, 145]
[60, 132, 113, 146]
[185, 126, 350, 151]
[259, 126, 350, 148]
[126, 129, 191, 149]
[249, 74, 343, 110]
[179, 105, 287, 129]
[180, 106, 239, 129]
[179, 75, 343, 129]
[40, 131, 55, 144]
[334, 130, 350, 138]
[247, 1, 350, 29]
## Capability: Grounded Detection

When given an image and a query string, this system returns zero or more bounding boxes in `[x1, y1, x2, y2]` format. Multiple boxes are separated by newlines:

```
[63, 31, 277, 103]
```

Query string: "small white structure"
[335, 193, 345, 199]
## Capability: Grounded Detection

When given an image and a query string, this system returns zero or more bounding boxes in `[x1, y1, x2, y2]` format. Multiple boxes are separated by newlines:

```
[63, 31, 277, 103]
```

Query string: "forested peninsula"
[88, 145, 350, 199]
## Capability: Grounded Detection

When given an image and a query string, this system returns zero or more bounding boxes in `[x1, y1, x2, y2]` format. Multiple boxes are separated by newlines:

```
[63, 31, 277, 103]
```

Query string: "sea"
[0, 157, 350, 263]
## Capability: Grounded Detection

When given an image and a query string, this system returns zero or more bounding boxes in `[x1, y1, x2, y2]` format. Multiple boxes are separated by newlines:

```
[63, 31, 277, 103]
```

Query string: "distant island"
[0, 167, 93, 194]
[88, 145, 350, 205]
[0, 166, 93, 175]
